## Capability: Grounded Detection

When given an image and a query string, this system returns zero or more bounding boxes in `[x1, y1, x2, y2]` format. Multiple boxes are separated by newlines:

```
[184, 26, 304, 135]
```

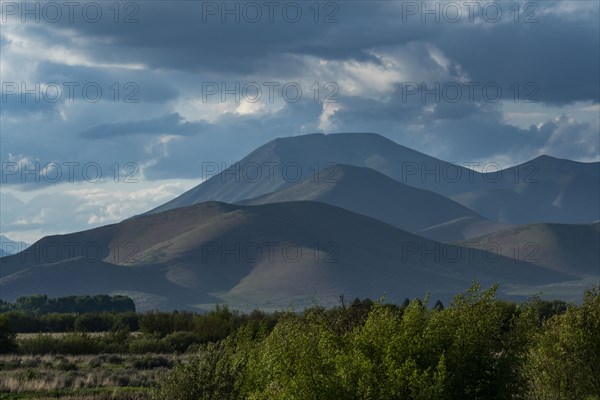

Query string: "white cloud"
[1, 24, 145, 70]
[1, 178, 201, 244]
[579, 104, 600, 113]
[318, 102, 342, 132]
[538, 114, 600, 161]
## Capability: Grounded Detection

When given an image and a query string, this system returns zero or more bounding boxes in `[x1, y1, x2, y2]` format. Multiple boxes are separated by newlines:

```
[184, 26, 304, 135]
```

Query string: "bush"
[56, 359, 78, 371]
[18, 334, 56, 354]
[129, 337, 171, 354]
[19, 333, 99, 355]
[74, 313, 114, 332]
[152, 341, 238, 400]
[162, 331, 202, 353]
[132, 355, 173, 369]
[0, 314, 18, 353]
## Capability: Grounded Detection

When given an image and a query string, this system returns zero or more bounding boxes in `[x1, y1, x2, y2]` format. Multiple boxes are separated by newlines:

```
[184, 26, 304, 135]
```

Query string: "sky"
[1, 0, 599, 244]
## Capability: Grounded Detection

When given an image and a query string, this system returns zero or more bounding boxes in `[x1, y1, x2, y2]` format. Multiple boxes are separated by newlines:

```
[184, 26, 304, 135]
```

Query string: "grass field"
[0, 354, 188, 399]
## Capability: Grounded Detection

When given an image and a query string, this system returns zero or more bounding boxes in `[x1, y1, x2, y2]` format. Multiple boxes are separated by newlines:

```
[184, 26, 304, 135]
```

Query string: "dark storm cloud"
[20, 1, 596, 106]
[35, 63, 180, 104]
[26, 1, 435, 75]
[436, 14, 600, 105]
[79, 113, 208, 139]
[2, 0, 599, 189]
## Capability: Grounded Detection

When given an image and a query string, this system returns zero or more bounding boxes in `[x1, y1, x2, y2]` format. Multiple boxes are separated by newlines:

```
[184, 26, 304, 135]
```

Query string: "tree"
[140, 312, 175, 337]
[425, 283, 532, 399]
[153, 340, 239, 400]
[527, 286, 600, 400]
[0, 314, 18, 353]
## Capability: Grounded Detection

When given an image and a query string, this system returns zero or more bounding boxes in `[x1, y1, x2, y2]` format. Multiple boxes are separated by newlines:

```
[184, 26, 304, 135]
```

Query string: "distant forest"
[0, 294, 135, 314]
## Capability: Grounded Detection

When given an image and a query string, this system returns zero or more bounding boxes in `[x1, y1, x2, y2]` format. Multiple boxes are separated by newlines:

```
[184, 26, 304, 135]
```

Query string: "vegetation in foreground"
[154, 284, 600, 400]
[1, 285, 599, 399]
[0, 353, 184, 400]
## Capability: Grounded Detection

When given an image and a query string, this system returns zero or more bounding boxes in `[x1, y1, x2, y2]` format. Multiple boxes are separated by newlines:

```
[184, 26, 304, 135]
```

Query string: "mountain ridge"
[0, 200, 573, 310]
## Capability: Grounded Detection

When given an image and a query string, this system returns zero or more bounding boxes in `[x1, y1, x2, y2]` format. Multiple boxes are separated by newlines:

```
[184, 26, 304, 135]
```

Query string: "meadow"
[0, 353, 185, 399]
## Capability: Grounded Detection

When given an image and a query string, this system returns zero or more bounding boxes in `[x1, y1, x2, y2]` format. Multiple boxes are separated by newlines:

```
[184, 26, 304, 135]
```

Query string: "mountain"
[452, 156, 600, 224]
[417, 217, 510, 243]
[0, 201, 570, 311]
[148, 133, 599, 225]
[148, 132, 486, 214]
[239, 164, 499, 240]
[0, 235, 29, 257]
[460, 222, 600, 277]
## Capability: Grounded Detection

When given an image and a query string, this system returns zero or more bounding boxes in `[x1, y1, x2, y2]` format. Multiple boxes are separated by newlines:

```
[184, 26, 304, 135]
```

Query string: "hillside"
[0, 201, 570, 310]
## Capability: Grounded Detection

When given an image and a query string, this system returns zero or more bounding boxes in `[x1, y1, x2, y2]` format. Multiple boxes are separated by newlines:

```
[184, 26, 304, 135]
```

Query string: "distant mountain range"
[239, 164, 500, 241]
[1, 133, 598, 310]
[149, 133, 600, 225]
[0, 235, 29, 257]
[451, 155, 600, 224]
[461, 222, 600, 277]
[0, 201, 572, 311]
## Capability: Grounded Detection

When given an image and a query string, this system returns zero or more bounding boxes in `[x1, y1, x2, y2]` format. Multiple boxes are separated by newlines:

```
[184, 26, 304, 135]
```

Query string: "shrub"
[0, 314, 18, 353]
[19, 333, 99, 355]
[152, 341, 238, 400]
[132, 355, 173, 369]
[128, 337, 171, 354]
[19, 334, 56, 354]
[162, 331, 202, 353]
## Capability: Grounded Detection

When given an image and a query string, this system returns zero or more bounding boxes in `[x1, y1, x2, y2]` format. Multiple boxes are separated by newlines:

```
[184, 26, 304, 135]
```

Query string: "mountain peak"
[528, 154, 599, 167]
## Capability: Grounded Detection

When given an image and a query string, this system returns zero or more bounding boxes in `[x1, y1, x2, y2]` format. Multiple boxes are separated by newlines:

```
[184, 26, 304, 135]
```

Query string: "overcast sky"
[1, 0, 599, 243]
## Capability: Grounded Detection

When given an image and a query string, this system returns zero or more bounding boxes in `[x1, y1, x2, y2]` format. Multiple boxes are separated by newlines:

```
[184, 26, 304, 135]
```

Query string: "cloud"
[0, 179, 200, 243]
[1, 0, 598, 241]
[79, 113, 208, 139]
[535, 114, 600, 161]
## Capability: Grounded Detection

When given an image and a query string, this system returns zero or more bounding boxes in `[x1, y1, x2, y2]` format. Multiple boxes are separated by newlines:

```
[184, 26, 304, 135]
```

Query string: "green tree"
[0, 314, 18, 353]
[527, 286, 600, 400]
[153, 340, 239, 400]
[140, 312, 175, 337]
[425, 284, 532, 399]
[243, 308, 348, 399]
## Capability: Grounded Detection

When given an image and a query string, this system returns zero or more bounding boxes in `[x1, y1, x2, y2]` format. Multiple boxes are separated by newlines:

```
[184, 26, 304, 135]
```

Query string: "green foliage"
[243, 308, 348, 399]
[128, 337, 170, 354]
[74, 313, 115, 332]
[156, 284, 592, 400]
[3, 310, 139, 333]
[139, 311, 193, 338]
[5, 285, 599, 400]
[0, 314, 18, 353]
[19, 333, 100, 355]
[425, 284, 533, 399]
[153, 341, 240, 400]
[162, 331, 202, 353]
[132, 355, 173, 369]
[527, 286, 600, 400]
[2, 294, 135, 314]
[527, 297, 569, 322]
[194, 305, 238, 342]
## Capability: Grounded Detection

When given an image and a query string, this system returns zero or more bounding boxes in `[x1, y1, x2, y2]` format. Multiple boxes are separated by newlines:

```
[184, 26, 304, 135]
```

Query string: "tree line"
[0, 294, 135, 314]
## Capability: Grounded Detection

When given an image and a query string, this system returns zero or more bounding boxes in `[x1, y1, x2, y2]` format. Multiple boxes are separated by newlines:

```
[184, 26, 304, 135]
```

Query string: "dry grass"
[0, 354, 188, 399]
[16, 332, 143, 340]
